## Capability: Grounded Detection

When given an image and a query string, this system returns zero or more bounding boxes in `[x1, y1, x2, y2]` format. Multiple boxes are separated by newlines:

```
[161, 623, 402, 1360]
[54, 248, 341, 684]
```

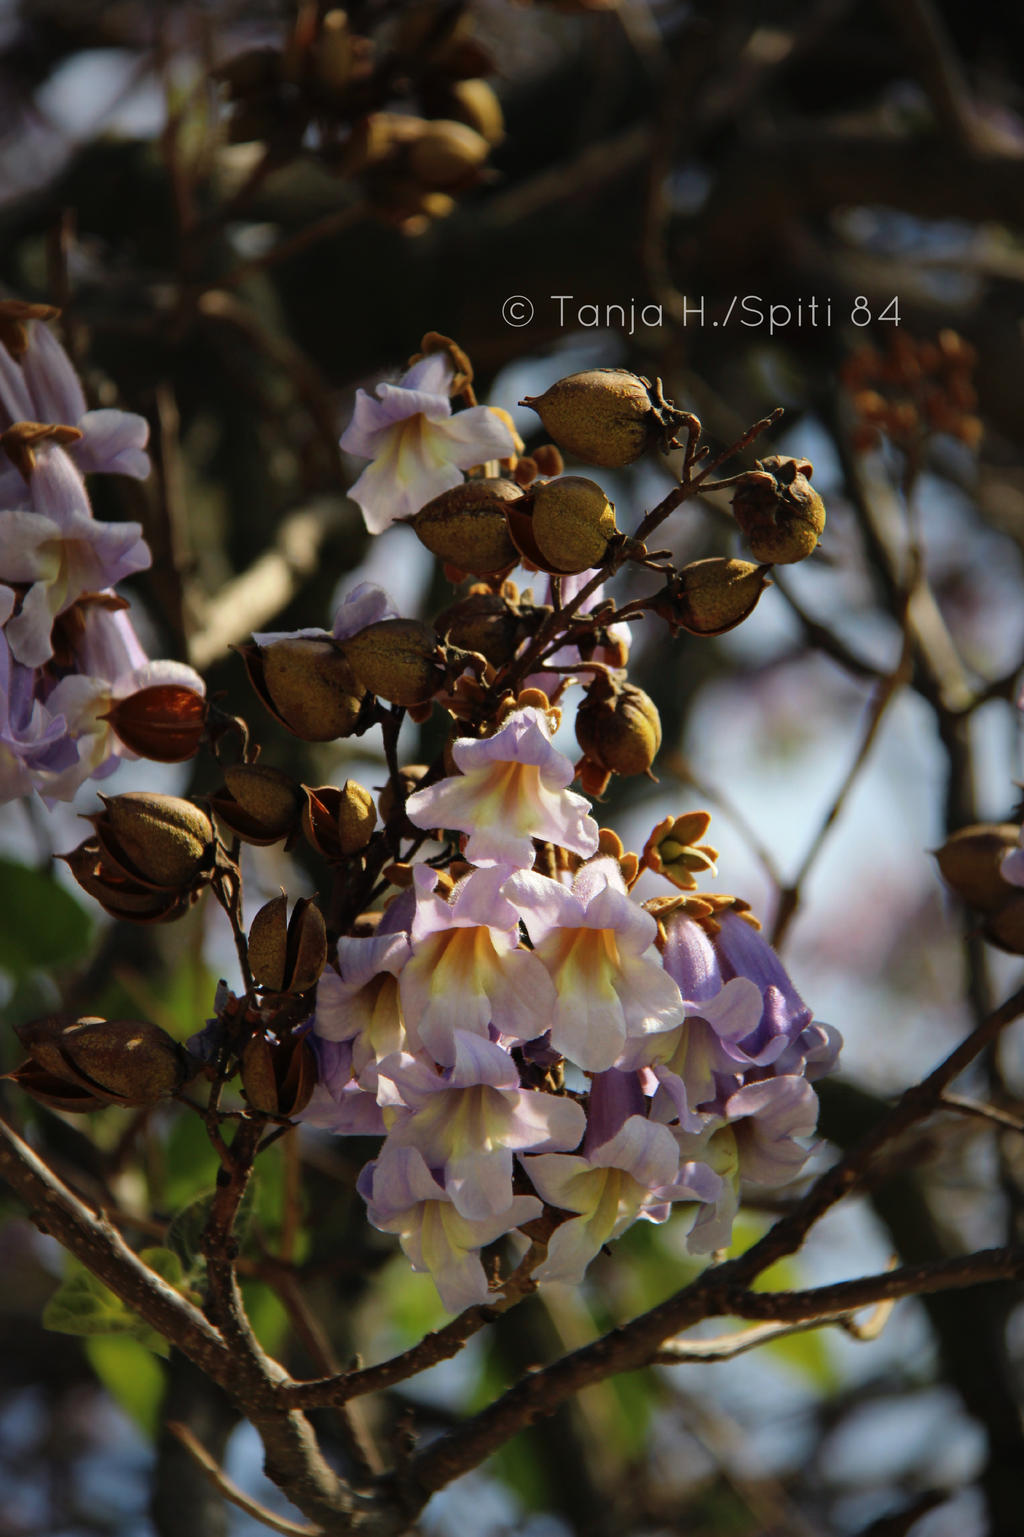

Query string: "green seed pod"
[731, 455, 826, 565]
[411, 479, 521, 574]
[531, 476, 618, 574]
[521, 370, 656, 468]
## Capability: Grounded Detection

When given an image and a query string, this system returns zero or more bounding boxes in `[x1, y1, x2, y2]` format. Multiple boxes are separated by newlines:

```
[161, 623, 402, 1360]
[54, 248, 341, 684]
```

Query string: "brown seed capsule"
[934, 823, 1020, 912]
[378, 764, 429, 825]
[337, 779, 378, 854]
[240, 637, 365, 741]
[651, 558, 771, 637]
[530, 476, 618, 574]
[521, 370, 656, 469]
[436, 591, 530, 666]
[13, 1015, 187, 1106]
[241, 1031, 317, 1117]
[576, 679, 662, 778]
[731, 455, 826, 565]
[248, 895, 327, 993]
[61, 840, 196, 923]
[211, 764, 303, 846]
[341, 618, 445, 707]
[104, 684, 208, 764]
[410, 479, 521, 575]
[92, 793, 214, 890]
[983, 893, 1024, 955]
[447, 79, 504, 145]
[408, 120, 490, 187]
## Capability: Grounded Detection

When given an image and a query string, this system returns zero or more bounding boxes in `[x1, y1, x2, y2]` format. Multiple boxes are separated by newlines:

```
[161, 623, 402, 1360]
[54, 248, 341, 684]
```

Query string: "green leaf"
[0, 858, 93, 980]
[166, 1183, 256, 1273]
[162, 1113, 222, 1212]
[85, 1335, 165, 1440]
[240, 1279, 290, 1357]
[42, 1256, 175, 1356]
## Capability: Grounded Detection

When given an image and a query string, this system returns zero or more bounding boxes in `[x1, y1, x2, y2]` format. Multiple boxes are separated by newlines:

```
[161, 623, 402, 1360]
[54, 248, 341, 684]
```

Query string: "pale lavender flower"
[359, 1143, 542, 1313]
[0, 447, 150, 667]
[0, 320, 149, 504]
[302, 1037, 388, 1135]
[0, 615, 77, 801]
[506, 857, 683, 1072]
[376, 1030, 585, 1221]
[310, 932, 411, 1092]
[340, 353, 517, 535]
[406, 706, 599, 871]
[397, 865, 557, 1066]
[525, 1114, 721, 1285]
[677, 1076, 820, 1255]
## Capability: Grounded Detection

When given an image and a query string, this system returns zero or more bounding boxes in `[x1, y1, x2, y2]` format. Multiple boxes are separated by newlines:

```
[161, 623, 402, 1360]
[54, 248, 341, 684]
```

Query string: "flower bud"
[642, 812, 718, 891]
[240, 637, 365, 741]
[575, 678, 661, 779]
[731, 455, 826, 565]
[341, 618, 446, 707]
[934, 823, 1020, 912]
[530, 476, 618, 574]
[248, 895, 327, 993]
[211, 764, 303, 846]
[12, 1015, 188, 1107]
[983, 892, 1024, 954]
[91, 793, 214, 890]
[650, 558, 771, 636]
[241, 1030, 317, 1117]
[103, 684, 208, 763]
[408, 120, 490, 187]
[410, 478, 521, 575]
[520, 370, 656, 468]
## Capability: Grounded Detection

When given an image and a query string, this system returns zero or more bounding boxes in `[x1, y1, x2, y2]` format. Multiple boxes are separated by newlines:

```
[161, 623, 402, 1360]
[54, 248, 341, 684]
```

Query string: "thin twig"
[166, 1422, 325, 1537]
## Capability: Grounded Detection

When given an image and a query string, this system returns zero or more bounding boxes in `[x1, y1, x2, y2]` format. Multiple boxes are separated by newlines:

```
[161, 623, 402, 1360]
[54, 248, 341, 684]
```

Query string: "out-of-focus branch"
[187, 496, 349, 670]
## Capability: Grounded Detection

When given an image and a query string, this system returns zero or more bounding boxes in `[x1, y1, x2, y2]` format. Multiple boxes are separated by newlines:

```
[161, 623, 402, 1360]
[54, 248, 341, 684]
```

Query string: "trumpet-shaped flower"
[340, 352, 517, 534]
[0, 448, 150, 667]
[359, 1143, 542, 1313]
[678, 1075, 820, 1253]
[398, 865, 557, 1065]
[507, 858, 683, 1072]
[525, 1114, 721, 1285]
[311, 931, 412, 1091]
[0, 320, 149, 504]
[377, 1030, 585, 1220]
[406, 707, 599, 871]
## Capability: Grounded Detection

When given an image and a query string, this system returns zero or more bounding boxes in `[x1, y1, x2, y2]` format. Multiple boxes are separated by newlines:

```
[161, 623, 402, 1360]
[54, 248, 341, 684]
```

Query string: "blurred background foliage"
[1, 0, 1024, 1534]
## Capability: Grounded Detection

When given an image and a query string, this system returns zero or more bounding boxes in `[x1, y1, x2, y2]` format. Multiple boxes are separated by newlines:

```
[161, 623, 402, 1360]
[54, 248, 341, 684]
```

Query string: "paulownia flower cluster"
[2, 321, 844, 1315]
